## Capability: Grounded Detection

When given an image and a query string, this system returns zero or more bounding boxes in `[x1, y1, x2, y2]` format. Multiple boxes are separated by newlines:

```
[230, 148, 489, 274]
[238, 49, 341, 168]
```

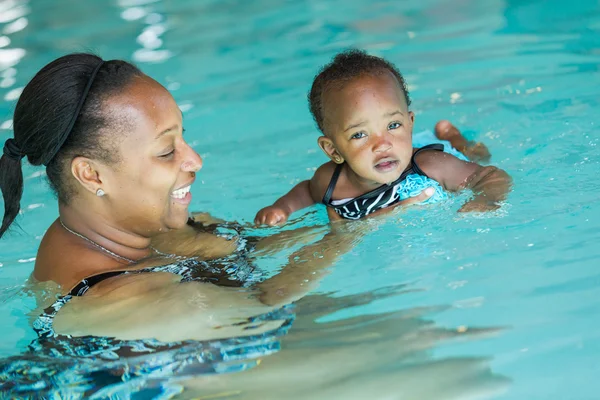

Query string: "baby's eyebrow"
[344, 120, 367, 132]
[384, 110, 404, 117]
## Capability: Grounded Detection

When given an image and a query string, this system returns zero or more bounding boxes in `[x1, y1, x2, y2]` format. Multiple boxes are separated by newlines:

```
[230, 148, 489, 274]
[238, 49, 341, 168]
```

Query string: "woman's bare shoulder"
[34, 222, 125, 291]
[34, 217, 239, 291]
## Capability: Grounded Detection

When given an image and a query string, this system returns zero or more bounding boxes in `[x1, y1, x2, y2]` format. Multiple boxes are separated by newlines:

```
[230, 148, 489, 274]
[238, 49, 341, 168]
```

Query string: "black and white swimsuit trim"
[322, 144, 444, 220]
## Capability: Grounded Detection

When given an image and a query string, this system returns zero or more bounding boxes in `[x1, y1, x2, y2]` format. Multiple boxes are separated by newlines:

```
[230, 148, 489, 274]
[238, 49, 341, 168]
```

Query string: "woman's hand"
[189, 212, 226, 226]
[397, 187, 436, 206]
[458, 199, 501, 213]
[366, 187, 435, 219]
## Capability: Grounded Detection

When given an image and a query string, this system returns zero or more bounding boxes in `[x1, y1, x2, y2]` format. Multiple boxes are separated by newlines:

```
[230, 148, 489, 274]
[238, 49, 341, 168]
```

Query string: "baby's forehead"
[322, 72, 408, 113]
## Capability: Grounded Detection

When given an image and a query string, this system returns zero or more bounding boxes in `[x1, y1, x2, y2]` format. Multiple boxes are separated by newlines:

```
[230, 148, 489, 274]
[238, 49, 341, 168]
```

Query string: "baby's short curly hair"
[308, 49, 411, 134]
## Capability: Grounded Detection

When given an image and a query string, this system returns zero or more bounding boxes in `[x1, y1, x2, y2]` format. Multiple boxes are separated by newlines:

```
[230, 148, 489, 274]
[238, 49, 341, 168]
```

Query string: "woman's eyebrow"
[155, 124, 179, 139]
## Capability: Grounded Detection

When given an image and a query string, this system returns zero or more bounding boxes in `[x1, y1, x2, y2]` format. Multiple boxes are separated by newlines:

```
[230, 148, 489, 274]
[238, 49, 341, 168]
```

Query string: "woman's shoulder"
[34, 221, 126, 291]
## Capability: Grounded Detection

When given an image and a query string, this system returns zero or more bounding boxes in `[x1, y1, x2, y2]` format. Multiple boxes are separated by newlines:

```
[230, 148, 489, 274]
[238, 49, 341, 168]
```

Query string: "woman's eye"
[351, 132, 366, 140]
[388, 122, 402, 130]
[159, 149, 175, 158]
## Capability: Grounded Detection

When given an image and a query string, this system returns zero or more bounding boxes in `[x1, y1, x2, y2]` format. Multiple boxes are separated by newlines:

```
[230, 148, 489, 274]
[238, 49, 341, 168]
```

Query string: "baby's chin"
[373, 163, 409, 184]
[373, 174, 401, 186]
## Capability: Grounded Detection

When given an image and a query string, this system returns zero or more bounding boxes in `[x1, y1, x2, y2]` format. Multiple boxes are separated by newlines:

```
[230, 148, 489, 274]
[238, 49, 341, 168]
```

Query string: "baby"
[256, 50, 511, 225]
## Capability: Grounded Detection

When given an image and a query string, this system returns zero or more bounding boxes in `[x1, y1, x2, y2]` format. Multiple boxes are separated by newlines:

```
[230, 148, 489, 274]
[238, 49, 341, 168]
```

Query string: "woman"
[0, 53, 431, 397]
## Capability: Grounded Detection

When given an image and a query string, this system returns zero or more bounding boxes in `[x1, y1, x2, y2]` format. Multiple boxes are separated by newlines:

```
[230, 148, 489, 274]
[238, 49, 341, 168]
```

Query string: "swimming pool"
[1, 0, 599, 398]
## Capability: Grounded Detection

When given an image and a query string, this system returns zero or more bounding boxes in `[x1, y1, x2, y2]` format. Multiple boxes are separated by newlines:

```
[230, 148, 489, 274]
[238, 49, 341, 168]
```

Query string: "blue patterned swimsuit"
[0, 225, 294, 399]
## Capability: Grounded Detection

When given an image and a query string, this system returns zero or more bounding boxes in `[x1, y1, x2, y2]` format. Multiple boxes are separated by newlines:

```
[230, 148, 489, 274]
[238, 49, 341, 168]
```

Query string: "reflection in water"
[0, 303, 294, 398]
[116, 0, 172, 63]
[0, 283, 508, 399]
[0, 0, 28, 131]
[180, 287, 509, 400]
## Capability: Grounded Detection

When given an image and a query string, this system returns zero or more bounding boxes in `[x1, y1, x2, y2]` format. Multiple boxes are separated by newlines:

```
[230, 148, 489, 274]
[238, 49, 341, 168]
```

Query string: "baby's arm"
[254, 180, 315, 226]
[255, 163, 334, 226]
[415, 151, 512, 212]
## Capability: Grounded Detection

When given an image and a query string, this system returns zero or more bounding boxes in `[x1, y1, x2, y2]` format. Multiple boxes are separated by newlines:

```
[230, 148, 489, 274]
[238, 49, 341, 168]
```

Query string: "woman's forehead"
[104, 76, 182, 135]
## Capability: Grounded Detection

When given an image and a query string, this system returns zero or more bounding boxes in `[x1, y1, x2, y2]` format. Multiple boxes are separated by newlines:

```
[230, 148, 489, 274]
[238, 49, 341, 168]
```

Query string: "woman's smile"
[170, 184, 193, 205]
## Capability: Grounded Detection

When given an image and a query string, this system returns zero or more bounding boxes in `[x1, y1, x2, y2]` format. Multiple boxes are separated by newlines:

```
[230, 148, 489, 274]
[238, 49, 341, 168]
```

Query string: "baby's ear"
[318, 136, 344, 164]
[408, 111, 415, 128]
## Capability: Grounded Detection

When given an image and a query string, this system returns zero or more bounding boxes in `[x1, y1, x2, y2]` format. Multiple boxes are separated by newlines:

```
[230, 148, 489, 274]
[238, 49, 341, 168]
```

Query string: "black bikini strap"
[322, 163, 344, 205]
[68, 270, 128, 296]
[410, 143, 444, 177]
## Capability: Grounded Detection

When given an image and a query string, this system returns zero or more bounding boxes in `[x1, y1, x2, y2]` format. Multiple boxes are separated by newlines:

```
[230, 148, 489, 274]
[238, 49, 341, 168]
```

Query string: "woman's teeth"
[171, 185, 191, 199]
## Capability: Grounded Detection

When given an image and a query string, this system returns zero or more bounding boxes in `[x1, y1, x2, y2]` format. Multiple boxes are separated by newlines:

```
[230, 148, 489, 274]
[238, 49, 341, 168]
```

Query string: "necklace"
[150, 245, 173, 258]
[59, 219, 137, 264]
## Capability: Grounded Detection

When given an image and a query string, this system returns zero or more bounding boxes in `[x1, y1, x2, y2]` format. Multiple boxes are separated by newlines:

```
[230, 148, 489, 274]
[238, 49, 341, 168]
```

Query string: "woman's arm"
[256, 188, 436, 306]
[151, 224, 240, 260]
[51, 271, 283, 342]
[256, 226, 355, 307]
[50, 221, 350, 343]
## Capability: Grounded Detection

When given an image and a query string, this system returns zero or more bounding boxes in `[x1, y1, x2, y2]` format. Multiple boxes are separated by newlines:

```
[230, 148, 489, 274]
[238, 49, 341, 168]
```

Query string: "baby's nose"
[373, 136, 392, 153]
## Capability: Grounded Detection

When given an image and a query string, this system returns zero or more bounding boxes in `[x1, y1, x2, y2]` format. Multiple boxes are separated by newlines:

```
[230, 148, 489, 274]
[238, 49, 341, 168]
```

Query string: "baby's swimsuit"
[323, 144, 450, 220]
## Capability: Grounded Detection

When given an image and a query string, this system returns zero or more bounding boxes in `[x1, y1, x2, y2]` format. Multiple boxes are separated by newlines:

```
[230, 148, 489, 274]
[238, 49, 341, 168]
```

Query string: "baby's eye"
[388, 122, 402, 130]
[351, 132, 367, 140]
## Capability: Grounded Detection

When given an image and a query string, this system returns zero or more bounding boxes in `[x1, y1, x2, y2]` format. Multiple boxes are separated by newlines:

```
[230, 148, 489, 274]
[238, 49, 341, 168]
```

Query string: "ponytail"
[0, 140, 25, 238]
[0, 53, 143, 238]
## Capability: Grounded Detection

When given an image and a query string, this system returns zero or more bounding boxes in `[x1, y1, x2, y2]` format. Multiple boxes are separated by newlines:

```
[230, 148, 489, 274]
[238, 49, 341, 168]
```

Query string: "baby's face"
[321, 71, 414, 185]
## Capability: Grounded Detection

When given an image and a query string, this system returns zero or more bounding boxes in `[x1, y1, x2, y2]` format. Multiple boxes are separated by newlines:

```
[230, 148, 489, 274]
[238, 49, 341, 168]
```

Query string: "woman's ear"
[71, 157, 104, 196]
[317, 136, 344, 164]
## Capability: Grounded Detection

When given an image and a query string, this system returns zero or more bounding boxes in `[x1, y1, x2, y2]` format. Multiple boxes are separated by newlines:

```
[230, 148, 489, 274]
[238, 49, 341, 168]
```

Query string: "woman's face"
[99, 75, 203, 235]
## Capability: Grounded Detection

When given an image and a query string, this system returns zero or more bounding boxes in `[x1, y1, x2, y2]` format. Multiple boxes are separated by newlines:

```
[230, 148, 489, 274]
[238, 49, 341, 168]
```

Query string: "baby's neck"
[346, 166, 403, 193]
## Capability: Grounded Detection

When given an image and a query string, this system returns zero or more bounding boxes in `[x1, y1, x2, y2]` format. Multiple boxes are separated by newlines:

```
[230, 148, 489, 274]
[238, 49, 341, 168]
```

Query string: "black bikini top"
[322, 144, 443, 220]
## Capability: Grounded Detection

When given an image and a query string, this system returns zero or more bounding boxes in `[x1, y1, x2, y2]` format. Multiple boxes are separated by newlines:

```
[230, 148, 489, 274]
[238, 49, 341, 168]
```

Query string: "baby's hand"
[462, 142, 491, 163]
[255, 206, 290, 226]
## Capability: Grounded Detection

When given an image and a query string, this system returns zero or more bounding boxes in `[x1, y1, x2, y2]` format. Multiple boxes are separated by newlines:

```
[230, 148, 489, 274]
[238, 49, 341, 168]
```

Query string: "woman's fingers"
[398, 187, 434, 206]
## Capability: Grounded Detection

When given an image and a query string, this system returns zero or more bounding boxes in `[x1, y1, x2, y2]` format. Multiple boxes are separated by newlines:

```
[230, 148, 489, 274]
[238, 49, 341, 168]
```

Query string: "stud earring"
[96, 189, 105, 197]
[333, 156, 343, 164]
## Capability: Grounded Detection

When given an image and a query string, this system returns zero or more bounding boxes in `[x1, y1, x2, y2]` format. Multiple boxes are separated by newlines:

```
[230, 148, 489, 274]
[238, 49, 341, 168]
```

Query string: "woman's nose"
[181, 144, 203, 172]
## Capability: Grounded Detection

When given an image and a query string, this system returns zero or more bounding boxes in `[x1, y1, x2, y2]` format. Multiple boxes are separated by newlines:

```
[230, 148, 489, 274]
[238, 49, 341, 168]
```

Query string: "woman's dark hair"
[308, 49, 411, 134]
[0, 53, 143, 238]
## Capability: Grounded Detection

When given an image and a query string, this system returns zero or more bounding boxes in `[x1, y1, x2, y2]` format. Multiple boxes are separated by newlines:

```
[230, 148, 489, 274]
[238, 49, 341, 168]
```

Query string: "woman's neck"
[59, 203, 153, 263]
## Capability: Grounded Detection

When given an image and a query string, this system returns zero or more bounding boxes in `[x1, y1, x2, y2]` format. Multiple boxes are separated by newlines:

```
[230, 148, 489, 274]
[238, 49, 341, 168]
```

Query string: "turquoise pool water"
[1, 0, 599, 398]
